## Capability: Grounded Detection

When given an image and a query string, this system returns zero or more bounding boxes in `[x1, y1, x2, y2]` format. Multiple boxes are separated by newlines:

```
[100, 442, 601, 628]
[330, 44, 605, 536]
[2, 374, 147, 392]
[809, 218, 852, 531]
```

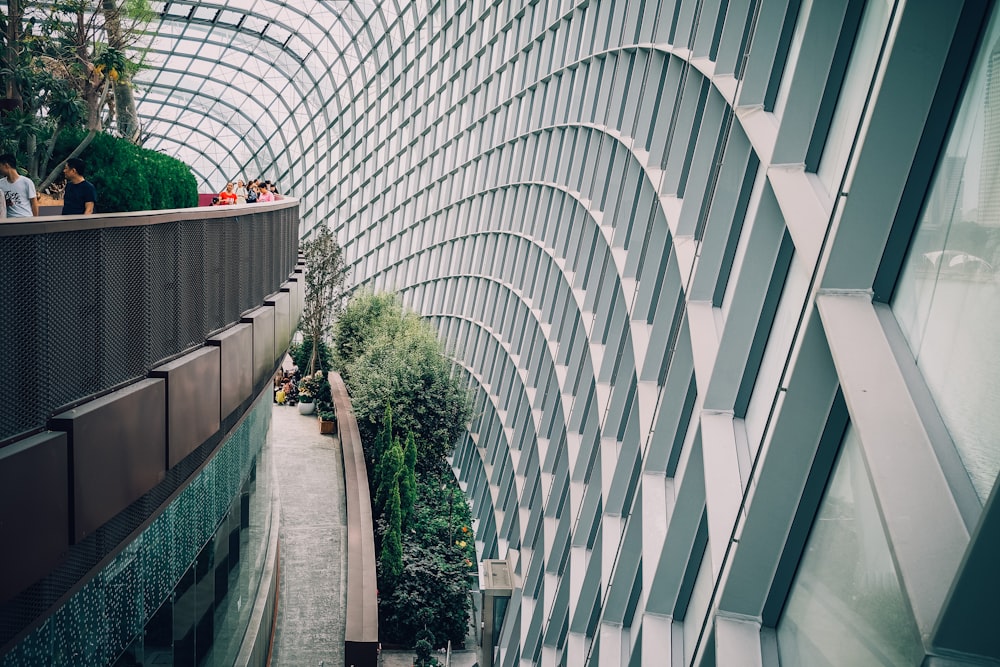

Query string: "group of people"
[0, 154, 97, 219]
[212, 178, 281, 206]
[274, 368, 301, 405]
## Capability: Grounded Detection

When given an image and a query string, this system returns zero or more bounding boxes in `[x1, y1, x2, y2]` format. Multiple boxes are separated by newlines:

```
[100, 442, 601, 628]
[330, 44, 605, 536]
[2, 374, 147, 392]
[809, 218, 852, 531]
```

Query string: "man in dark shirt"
[61, 158, 97, 215]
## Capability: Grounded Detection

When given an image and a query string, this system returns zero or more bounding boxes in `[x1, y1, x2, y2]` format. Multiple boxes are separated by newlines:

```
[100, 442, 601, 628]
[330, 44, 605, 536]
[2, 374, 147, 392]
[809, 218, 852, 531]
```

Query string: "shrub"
[331, 291, 407, 379]
[51, 130, 198, 211]
[339, 297, 471, 472]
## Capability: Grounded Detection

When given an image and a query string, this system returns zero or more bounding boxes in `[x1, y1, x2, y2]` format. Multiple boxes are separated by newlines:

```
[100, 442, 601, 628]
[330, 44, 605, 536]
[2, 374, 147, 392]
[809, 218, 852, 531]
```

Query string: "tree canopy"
[300, 226, 349, 375]
[2, 0, 153, 187]
[333, 292, 471, 471]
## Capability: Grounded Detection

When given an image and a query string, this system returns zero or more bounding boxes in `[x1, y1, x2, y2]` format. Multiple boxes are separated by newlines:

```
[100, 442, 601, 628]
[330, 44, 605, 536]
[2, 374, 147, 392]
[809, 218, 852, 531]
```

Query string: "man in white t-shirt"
[0, 154, 39, 218]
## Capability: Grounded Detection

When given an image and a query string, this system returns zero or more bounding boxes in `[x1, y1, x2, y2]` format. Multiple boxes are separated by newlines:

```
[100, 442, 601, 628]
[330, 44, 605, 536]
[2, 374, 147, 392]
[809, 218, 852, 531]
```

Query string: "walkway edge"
[235, 452, 282, 667]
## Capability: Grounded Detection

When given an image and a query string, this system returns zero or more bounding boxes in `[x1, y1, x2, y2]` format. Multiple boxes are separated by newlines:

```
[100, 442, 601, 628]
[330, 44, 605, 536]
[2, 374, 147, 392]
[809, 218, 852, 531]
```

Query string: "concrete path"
[269, 400, 348, 667]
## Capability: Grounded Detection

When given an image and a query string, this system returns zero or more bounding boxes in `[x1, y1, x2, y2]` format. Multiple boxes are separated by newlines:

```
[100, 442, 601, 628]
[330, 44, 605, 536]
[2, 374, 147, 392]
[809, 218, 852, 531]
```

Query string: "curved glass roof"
[136, 0, 419, 217]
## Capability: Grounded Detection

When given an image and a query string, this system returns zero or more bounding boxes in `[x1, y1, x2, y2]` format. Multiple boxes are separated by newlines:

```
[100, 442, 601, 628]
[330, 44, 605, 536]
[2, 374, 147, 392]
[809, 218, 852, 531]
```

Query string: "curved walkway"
[269, 399, 348, 666]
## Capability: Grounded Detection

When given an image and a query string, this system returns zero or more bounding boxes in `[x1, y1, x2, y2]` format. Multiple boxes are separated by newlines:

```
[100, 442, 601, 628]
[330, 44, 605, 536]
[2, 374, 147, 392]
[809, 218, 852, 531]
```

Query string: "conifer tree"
[375, 437, 403, 521]
[372, 402, 393, 491]
[400, 431, 417, 524]
[379, 445, 405, 581]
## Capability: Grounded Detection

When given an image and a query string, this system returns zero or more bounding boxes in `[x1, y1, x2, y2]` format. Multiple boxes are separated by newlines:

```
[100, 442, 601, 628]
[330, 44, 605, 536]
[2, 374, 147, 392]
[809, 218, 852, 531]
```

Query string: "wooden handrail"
[329, 372, 379, 664]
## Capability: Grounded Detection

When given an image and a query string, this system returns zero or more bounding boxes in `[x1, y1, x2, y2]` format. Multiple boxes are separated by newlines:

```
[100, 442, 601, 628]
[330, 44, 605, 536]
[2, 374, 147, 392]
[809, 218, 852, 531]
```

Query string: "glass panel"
[772, 0, 812, 118]
[777, 426, 923, 666]
[892, 8, 1000, 504]
[816, 0, 892, 191]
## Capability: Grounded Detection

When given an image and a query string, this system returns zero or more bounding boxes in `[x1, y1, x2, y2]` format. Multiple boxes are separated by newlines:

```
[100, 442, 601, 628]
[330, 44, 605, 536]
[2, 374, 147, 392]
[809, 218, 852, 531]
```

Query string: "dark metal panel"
[281, 279, 300, 331]
[293, 263, 306, 320]
[50, 379, 167, 544]
[264, 291, 291, 356]
[206, 323, 254, 419]
[0, 431, 69, 603]
[934, 474, 1000, 661]
[241, 306, 276, 390]
[150, 347, 222, 469]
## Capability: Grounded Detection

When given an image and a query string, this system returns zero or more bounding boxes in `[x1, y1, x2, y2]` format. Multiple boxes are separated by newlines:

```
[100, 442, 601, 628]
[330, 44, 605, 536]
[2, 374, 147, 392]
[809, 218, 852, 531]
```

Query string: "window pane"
[777, 426, 923, 666]
[816, 0, 892, 191]
[892, 9, 1000, 503]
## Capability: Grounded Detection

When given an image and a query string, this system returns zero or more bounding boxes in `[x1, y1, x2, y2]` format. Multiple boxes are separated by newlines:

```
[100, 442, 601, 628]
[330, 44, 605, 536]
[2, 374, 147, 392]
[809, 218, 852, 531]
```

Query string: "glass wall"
[893, 7, 1000, 504]
[0, 396, 274, 667]
[112, 457, 272, 666]
[776, 426, 923, 666]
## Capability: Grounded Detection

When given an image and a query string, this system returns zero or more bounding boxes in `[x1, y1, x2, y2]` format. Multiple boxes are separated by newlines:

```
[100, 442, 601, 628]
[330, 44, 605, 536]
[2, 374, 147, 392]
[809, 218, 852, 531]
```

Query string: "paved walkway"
[269, 400, 348, 666]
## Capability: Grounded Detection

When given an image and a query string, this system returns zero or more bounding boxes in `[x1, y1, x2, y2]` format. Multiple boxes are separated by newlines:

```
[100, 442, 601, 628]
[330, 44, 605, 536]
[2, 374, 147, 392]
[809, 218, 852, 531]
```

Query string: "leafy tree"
[414, 626, 439, 667]
[289, 335, 333, 373]
[371, 403, 393, 494]
[400, 431, 417, 524]
[2, 0, 153, 187]
[340, 297, 471, 472]
[378, 537, 470, 648]
[300, 226, 348, 375]
[331, 291, 408, 380]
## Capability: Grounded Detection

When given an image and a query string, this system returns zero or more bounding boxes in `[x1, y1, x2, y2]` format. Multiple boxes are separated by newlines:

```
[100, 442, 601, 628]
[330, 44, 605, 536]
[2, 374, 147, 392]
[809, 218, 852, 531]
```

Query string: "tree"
[331, 291, 407, 381]
[414, 626, 439, 667]
[1, 0, 153, 187]
[378, 537, 470, 648]
[371, 403, 393, 492]
[374, 436, 402, 522]
[348, 331, 471, 471]
[379, 481, 403, 582]
[400, 431, 417, 524]
[299, 226, 348, 375]
[338, 294, 471, 472]
[101, 0, 152, 144]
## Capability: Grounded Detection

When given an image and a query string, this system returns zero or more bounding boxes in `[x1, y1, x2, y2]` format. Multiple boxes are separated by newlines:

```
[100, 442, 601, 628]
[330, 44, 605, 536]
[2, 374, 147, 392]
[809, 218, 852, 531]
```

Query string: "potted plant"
[297, 371, 323, 415]
[318, 406, 337, 434]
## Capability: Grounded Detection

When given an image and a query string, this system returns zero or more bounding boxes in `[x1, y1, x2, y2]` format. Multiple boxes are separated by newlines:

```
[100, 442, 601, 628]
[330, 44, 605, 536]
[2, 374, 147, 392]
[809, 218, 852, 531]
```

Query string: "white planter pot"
[298, 401, 316, 415]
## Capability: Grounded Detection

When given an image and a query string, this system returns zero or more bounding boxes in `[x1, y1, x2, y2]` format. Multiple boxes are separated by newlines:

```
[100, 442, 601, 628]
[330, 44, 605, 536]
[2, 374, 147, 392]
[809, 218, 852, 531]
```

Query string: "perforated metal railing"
[0, 200, 300, 446]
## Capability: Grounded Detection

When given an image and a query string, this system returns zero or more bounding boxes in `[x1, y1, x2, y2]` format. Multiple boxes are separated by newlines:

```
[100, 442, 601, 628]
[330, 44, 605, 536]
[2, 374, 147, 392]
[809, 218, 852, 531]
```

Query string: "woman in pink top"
[257, 186, 274, 202]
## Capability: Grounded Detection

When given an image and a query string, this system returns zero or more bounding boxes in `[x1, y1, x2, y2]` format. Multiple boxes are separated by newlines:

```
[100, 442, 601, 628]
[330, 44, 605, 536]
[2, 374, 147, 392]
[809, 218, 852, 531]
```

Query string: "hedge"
[51, 131, 198, 212]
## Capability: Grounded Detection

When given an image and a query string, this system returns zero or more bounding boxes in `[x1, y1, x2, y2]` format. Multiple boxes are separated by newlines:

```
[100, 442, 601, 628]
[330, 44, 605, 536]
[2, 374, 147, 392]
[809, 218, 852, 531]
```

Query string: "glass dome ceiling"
[136, 0, 423, 217]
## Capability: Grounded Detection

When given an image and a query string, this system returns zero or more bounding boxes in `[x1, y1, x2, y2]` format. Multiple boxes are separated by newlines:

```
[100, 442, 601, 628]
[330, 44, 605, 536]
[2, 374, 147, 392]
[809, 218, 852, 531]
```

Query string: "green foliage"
[378, 533, 470, 648]
[379, 483, 404, 582]
[2, 0, 153, 178]
[414, 627, 439, 667]
[50, 130, 197, 211]
[372, 403, 393, 498]
[338, 291, 475, 648]
[400, 432, 417, 524]
[331, 291, 406, 378]
[338, 293, 471, 472]
[377, 467, 476, 649]
[374, 437, 403, 522]
[289, 335, 333, 373]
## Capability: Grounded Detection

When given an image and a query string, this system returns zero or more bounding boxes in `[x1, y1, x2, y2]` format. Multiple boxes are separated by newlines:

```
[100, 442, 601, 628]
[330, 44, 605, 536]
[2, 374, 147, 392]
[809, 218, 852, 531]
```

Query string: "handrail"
[0, 199, 300, 445]
[329, 371, 380, 664]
